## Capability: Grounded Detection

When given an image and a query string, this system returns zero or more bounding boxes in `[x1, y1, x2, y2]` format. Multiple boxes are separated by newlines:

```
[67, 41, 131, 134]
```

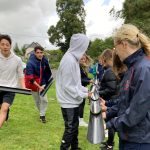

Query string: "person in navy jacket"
[99, 49, 118, 150]
[25, 46, 52, 123]
[97, 56, 104, 82]
[101, 24, 150, 150]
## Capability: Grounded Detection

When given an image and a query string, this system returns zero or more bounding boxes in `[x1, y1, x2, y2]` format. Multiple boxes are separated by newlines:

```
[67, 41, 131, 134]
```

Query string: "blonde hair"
[80, 54, 93, 74]
[80, 54, 93, 66]
[114, 24, 150, 56]
[85, 54, 93, 66]
[100, 49, 113, 67]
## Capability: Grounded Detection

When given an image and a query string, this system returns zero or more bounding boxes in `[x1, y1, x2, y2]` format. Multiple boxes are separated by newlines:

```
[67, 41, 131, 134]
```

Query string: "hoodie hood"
[29, 52, 37, 61]
[67, 34, 89, 60]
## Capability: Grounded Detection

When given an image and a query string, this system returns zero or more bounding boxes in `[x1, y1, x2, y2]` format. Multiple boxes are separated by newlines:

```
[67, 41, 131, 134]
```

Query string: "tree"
[13, 43, 21, 55]
[110, 0, 150, 36]
[48, 0, 86, 53]
[87, 39, 103, 58]
[20, 45, 26, 56]
[87, 37, 113, 59]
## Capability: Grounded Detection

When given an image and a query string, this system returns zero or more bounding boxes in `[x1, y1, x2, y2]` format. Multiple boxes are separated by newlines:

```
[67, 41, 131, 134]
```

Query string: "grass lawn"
[0, 83, 119, 150]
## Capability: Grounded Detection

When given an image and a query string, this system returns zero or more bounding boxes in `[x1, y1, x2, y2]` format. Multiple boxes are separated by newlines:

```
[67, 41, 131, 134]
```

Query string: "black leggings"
[107, 127, 115, 146]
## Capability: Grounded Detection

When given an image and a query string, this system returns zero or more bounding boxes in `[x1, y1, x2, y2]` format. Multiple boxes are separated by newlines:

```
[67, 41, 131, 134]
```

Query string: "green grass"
[0, 83, 119, 150]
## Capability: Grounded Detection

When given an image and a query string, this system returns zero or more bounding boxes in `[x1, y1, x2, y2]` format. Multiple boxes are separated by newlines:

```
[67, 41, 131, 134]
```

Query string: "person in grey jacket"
[56, 34, 92, 150]
[102, 24, 150, 150]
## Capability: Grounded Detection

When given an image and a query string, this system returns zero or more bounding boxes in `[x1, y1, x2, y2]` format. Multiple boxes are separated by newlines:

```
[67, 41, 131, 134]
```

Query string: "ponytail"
[138, 32, 150, 57]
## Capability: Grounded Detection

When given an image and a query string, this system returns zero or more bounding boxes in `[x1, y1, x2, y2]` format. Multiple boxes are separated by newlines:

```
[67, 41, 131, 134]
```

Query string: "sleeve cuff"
[30, 79, 35, 84]
[83, 92, 88, 98]
[106, 119, 116, 131]
[106, 121, 113, 129]
[105, 111, 110, 122]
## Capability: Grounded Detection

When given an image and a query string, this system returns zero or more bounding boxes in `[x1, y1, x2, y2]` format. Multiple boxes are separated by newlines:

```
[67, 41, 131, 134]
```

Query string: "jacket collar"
[123, 48, 145, 68]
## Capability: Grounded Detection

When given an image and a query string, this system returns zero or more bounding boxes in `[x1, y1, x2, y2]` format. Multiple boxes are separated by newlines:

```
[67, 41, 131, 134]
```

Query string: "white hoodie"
[56, 34, 90, 108]
[0, 52, 24, 88]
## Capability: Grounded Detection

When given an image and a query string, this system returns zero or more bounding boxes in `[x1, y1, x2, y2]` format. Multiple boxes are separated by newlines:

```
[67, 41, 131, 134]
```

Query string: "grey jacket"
[56, 34, 90, 108]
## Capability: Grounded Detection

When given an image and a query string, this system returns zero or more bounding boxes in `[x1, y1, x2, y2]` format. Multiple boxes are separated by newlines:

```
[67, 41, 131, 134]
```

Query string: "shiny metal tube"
[87, 79, 105, 144]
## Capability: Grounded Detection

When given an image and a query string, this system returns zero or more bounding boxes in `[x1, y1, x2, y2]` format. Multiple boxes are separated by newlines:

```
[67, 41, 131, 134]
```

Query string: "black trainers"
[40, 116, 46, 123]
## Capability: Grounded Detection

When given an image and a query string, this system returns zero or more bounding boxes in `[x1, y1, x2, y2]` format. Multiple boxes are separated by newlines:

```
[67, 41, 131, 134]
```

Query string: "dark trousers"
[119, 140, 150, 150]
[79, 99, 85, 118]
[107, 127, 115, 146]
[60, 107, 79, 150]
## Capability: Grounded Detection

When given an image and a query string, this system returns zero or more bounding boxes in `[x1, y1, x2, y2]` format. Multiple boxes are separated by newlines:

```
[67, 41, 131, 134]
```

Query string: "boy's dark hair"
[34, 46, 44, 52]
[0, 34, 12, 45]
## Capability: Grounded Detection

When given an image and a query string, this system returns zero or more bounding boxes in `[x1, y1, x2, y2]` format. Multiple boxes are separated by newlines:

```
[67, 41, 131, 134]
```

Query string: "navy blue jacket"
[97, 63, 104, 81]
[106, 72, 125, 120]
[25, 53, 52, 91]
[107, 49, 150, 143]
[99, 66, 117, 100]
[80, 66, 91, 87]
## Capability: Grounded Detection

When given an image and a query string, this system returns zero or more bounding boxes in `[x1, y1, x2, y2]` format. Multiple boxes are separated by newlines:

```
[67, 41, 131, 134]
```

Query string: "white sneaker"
[79, 118, 88, 127]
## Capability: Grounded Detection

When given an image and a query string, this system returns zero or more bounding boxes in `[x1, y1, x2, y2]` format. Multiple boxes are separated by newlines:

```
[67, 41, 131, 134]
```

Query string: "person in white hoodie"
[56, 34, 92, 150]
[0, 34, 25, 128]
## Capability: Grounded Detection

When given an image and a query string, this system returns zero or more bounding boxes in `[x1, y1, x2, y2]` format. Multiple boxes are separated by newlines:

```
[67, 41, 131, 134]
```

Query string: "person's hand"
[89, 80, 94, 84]
[102, 112, 106, 119]
[101, 103, 107, 112]
[39, 85, 45, 92]
[100, 97, 107, 112]
[100, 97, 105, 105]
[88, 92, 93, 98]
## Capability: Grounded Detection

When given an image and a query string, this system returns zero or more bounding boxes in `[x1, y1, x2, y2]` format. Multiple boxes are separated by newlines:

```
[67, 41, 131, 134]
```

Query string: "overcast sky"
[0, 0, 124, 50]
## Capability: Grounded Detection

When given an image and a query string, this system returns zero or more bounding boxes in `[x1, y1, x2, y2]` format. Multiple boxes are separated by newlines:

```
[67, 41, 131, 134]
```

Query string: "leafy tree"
[13, 43, 26, 57]
[87, 39, 103, 58]
[104, 37, 114, 49]
[13, 43, 21, 55]
[20, 45, 26, 56]
[110, 0, 150, 36]
[44, 49, 63, 69]
[48, 0, 86, 53]
[87, 37, 113, 59]
[45, 49, 63, 62]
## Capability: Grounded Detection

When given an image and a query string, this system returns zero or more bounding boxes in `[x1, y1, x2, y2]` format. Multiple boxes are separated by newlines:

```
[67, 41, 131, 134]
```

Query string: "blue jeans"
[119, 140, 150, 150]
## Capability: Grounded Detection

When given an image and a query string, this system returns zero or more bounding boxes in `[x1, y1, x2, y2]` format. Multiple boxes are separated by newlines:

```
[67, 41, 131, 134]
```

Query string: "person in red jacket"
[25, 46, 52, 123]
